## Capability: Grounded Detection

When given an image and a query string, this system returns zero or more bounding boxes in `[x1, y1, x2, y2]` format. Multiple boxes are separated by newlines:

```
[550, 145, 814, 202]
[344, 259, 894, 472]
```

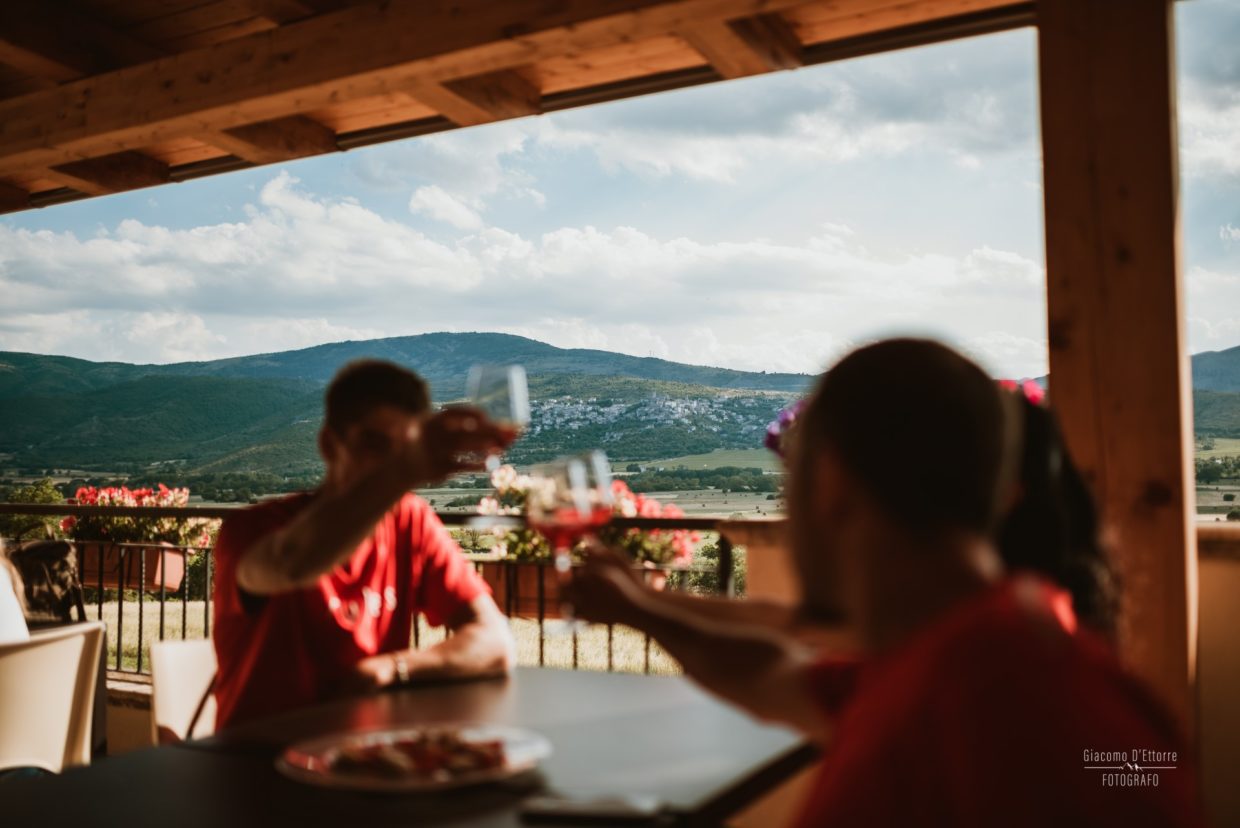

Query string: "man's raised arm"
[236, 409, 511, 596]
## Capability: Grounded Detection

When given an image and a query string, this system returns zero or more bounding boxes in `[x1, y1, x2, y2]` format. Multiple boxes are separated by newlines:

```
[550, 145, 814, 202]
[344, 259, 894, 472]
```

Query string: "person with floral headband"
[566, 338, 1200, 827]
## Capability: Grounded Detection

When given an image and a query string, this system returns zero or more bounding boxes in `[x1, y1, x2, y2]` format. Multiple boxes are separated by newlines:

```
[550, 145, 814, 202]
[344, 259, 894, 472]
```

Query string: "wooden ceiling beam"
[0, 0, 825, 175]
[0, 1, 163, 82]
[201, 115, 339, 164]
[46, 151, 170, 196]
[132, 0, 319, 44]
[678, 13, 803, 79]
[407, 70, 542, 127]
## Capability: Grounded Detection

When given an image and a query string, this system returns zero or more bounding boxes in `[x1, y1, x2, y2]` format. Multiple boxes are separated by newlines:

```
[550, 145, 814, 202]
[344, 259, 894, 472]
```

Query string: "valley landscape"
[2, 332, 1240, 519]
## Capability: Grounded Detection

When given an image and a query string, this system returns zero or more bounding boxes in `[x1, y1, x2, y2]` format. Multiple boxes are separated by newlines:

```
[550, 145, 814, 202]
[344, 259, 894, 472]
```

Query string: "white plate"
[276, 723, 552, 793]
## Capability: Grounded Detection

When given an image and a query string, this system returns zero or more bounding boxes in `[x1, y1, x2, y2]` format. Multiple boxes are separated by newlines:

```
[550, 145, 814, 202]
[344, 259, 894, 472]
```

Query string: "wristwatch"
[392, 652, 411, 685]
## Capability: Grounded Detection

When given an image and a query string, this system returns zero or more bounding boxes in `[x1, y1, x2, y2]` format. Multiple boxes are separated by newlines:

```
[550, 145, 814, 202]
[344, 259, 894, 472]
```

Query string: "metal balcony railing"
[0, 503, 741, 677]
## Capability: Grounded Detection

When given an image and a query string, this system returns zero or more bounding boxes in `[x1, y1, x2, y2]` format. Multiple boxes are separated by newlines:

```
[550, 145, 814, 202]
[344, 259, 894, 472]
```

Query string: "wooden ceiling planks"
[0, 0, 1029, 210]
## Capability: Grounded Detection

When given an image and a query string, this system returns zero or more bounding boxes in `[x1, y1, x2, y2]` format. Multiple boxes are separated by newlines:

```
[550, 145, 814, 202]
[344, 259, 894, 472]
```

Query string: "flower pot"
[77, 542, 187, 593]
[478, 561, 562, 620]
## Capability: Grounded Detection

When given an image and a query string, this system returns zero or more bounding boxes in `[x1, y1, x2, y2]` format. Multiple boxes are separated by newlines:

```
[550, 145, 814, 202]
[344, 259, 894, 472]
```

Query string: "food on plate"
[329, 730, 506, 780]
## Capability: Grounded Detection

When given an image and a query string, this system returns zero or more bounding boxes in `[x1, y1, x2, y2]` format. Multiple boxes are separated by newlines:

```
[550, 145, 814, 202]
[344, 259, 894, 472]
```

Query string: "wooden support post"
[679, 13, 803, 79]
[203, 115, 338, 164]
[407, 70, 542, 127]
[48, 151, 170, 195]
[1037, 0, 1196, 726]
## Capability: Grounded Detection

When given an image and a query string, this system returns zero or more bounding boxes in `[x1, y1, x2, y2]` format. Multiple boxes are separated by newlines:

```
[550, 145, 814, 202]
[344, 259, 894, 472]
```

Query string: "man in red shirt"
[566, 339, 1202, 826]
[212, 360, 515, 729]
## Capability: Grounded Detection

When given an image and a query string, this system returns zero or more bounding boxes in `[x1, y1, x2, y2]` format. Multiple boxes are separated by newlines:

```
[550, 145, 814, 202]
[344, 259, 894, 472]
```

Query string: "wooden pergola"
[0, 0, 1209, 764]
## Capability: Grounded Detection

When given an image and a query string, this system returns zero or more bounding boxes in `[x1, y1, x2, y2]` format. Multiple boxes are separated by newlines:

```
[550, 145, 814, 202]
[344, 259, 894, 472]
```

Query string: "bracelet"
[392, 652, 411, 685]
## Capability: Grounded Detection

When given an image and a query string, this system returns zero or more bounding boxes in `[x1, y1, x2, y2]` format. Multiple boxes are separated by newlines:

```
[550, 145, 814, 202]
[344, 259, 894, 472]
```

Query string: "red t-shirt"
[797, 577, 1203, 828]
[211, 492, 489, 730]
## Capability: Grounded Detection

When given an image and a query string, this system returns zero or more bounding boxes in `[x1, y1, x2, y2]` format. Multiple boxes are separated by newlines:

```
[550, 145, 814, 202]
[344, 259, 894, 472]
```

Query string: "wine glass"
[527, 451, 614, 631]
[467, 364, 530, 471]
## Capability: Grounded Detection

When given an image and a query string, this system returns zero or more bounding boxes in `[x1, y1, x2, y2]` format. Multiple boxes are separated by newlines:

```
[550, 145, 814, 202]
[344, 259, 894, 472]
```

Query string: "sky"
[1, 1, 1238, 380]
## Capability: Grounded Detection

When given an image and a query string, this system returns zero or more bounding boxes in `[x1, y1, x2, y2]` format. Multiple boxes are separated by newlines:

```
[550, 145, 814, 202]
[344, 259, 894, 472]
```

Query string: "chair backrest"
[0, 620, 104, 773]
[150, 638, 217, 744]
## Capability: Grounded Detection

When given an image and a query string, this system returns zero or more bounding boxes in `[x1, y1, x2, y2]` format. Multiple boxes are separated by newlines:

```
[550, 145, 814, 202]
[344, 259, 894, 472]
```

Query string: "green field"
[633, 449, 783, 473]
[1196, 438, 1240, 459]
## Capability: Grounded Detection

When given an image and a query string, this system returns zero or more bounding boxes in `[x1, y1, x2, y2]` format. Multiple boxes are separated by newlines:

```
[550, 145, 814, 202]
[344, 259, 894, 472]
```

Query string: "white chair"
[0, 620, 105, 773]
[150, 638, 217, 744]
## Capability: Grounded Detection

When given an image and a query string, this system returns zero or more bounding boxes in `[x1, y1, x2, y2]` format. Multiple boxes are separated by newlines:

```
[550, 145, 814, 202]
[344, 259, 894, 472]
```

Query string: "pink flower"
[999, 378, 1047, 406]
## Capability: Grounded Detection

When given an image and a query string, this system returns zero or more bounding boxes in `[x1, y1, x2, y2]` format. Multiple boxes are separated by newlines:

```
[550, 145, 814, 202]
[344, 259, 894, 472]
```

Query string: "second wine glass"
[526, 451, 614, 630]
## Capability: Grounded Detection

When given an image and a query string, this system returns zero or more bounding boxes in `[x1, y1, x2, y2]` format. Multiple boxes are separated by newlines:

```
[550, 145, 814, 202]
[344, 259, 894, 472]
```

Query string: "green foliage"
[1228, 510, 1240, 522]
[185, 551, 211, 600]
[684, 542, 747, 597]
[624, 466, 780, 494]
[1197, 456, 1240, 484]
[0, 477, 64, 540]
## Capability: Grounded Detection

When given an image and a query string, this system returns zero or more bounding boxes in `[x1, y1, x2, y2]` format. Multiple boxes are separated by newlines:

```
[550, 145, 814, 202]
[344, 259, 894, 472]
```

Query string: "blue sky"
[1, 1, 1237, 379]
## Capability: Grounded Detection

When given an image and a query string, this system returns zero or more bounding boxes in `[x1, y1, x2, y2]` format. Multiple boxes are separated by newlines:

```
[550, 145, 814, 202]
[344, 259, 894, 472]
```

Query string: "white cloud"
[1221, 224, 1240, 242]
[1179, 92, 1240, 178]
[0, 174, 1049, 375]
[408, 185, 483, 230]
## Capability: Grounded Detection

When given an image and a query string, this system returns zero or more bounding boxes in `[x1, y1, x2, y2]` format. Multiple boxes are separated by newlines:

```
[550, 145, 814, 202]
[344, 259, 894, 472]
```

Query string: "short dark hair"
[799, 338, 1006, 535]
[797, 338, 1116, 633]
[324, 360, 431, 434]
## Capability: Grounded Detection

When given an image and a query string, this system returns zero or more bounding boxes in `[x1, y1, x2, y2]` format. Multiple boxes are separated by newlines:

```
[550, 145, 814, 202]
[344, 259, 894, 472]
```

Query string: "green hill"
[3, 332, 1240, 485]
[1191, 345, 1240, 393]
[0, 335, 803, 476]
[0, 332, 809, 401]
[1194, 389, 1240, 437]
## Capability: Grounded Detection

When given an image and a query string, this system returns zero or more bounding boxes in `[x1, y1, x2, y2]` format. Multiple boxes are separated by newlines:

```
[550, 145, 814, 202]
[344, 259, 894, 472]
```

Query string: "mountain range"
[1, 333, 1238, 479]
[0, 333, 808, 477]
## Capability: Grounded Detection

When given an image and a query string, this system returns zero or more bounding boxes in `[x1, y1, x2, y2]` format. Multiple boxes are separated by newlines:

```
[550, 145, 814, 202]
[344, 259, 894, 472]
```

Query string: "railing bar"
[96, 543, 104, 621]
[137, 549, 145, 673]
[507, 559, 517, 621]
[204, 550, 212, 638]
[607, 624, 614, 673]
[116, 546, 124, 671]
[0, 503, 724, 532]
[159, 547, 166, 642]
[181, 561, 188, 640]
[718, 536, 735, 598]
[644, 633, 651, 676]
[537, 561, 545, 668]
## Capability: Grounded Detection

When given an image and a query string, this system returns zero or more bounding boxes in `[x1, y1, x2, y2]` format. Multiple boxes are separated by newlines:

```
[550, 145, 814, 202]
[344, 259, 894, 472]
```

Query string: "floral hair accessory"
[764, 399, 807, 459]
[998, 379, 1047, 407]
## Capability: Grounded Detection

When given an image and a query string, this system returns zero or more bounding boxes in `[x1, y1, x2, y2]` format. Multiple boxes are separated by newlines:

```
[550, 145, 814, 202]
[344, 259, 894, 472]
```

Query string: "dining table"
[1, 667, 817, 826]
